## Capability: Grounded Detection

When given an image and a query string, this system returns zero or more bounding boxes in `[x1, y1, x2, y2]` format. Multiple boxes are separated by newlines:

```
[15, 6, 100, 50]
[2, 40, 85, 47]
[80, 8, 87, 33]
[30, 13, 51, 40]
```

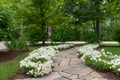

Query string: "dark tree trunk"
[96, 20, 100, 40]
[41, 24, 46, 45]
[40, 8, 46, 46]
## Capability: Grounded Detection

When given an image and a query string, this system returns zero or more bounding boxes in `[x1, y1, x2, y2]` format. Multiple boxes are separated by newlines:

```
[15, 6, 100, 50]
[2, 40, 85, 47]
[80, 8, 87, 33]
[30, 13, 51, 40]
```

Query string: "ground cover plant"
[20, 44, 74, 77]
[77, 44, 120, 77]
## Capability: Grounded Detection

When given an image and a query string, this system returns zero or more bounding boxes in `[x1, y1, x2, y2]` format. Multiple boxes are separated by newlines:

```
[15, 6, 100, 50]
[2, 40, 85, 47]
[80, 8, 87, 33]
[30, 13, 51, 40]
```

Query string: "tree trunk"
[40, 8, 46, 46]
[41, 25, 46, 45]
[96, 19, 100, 40]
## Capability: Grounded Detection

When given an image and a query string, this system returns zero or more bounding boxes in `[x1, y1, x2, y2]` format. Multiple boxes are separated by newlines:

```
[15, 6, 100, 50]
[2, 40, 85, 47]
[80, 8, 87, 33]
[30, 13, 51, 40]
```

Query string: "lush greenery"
[5, 38, 28, 51]
[100, 47, 120, 56]
[0, 0, 119, 79]
[113, 26, 120, 44]
[20, 44, 74, 77]
[0, 53, 28, 80]
[77, 44, 120, 77]
[0, 46, 39, 80]
[0, 0, 119, 46]
[25, 27, 48, 45]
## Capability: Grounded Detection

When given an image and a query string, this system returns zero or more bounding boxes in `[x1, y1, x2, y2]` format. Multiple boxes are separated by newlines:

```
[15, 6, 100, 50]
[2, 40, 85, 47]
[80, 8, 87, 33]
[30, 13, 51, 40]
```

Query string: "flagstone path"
[17, 47, 108, 80]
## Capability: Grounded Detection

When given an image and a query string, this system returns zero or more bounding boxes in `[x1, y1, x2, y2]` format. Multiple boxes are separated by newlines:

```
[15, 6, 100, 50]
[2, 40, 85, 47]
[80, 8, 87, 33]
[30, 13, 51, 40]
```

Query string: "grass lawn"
[102, 47, 120, 56]
[0, 46, 39, 80]
[99, 43, 120, 56]
[100, 43, 120, 47]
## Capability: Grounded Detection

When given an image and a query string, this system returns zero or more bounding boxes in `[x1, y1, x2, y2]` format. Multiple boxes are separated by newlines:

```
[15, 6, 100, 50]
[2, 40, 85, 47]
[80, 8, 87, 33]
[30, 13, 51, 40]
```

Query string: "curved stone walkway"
[17, 47, 108, 80]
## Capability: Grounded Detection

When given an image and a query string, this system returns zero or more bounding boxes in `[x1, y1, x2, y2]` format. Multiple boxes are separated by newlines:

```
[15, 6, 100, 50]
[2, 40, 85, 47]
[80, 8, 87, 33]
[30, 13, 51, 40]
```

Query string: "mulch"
[91, 66, 120, 80]
[8, 69, 29, 80]
[0, 50, 29, 80]
[0, 50, 28, 63]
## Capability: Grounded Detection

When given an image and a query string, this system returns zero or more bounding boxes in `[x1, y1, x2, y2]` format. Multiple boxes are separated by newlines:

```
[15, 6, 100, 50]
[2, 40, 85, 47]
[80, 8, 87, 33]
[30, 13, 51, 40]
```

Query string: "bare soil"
[0, 50, 28, 63]
[91, 66, 120, 80]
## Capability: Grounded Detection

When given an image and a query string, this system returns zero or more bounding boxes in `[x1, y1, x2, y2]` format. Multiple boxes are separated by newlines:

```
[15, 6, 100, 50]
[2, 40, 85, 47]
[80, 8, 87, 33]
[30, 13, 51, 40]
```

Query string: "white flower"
[118, 68, 120, 71]
[20, 44, 74, 77]
[101, 49, 105, 52]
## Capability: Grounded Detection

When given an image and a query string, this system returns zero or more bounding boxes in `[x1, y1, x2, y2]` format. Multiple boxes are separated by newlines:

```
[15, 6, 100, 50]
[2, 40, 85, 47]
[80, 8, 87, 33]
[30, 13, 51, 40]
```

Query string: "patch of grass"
[104, 47, 120, 56]
[99, 47, 120, 56]
[0, 45, 39, 80]
[100, 43, 120, 47]
[0, 53, 28, 80]
[28, 46, 40, 51]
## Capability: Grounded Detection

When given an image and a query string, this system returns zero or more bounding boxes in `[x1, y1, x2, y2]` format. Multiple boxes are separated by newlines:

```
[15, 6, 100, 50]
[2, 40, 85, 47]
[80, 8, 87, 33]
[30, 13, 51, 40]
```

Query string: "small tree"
[0, 5, 12, 30]
[0, 5, 13, 41]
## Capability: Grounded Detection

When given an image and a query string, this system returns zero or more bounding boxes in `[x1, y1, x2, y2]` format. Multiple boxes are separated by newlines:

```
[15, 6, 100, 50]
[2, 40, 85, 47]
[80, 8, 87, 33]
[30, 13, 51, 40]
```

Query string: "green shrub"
[113, 26, 120, 45]
[95, 60, 110, 71]
[83, 30, 99, 43]
[51, 26, 76, 42]
[0, 5, 12, 29]
[84, 54, 111, 72]
[112, 64, 120, 76]
[5, 38, 28, 51]
[0, 29, 4, 41]
[25, 27, 48, 45]
[84, 55, 94, 66]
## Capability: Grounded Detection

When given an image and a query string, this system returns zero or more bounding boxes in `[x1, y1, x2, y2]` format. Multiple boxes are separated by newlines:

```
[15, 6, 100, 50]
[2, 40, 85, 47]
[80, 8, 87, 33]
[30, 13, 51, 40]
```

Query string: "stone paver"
[17, 47, 108, 80]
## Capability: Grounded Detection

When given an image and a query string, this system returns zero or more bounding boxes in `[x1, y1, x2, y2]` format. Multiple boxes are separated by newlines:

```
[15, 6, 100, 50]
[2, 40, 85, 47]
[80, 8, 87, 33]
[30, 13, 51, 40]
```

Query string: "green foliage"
[5, 38, 28, 51]
[112, 65, 120, 76]
[0, 29, 5, 41]
[83, 30, 99, 43]
[95, 60, 110, 71]
[25, 27, 48, 45]
[0, 27, 20, 41]
[84, 55, 94, 66]
[84, 54, 110, 72]
[63, 0, 106, 23]
[22, 66, 34, 76]
[0, 52, 28, 80]
[51, 25, 76, 42]
[100, 47, 120, 56]
[113, 26, 120, 44]
[0, 5, 12, 29]
[31, 58, 47, 63]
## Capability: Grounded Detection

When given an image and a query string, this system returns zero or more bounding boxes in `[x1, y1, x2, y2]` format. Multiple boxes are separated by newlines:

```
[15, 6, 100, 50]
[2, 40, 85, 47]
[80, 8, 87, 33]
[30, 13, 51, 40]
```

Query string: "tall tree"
[63, 0, 108, 41]
[30, 0, 65, 45]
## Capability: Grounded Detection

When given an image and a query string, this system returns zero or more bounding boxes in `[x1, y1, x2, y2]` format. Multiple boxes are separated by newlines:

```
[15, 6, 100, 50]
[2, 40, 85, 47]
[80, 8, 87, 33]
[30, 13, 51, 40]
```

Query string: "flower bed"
[77, 44, 120, 76]
[20, 44, 74, 77]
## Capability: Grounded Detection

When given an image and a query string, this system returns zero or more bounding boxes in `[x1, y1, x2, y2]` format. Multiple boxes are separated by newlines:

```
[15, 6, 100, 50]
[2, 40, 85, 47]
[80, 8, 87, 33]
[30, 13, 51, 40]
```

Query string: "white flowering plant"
[76, 44, 99, 57]
[109, 57, 120, 76]
[77, 44, 120, 74]
[84, 53, 111, 71]
[20, 44, 74, 77]
[20, 47, 55, 77]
